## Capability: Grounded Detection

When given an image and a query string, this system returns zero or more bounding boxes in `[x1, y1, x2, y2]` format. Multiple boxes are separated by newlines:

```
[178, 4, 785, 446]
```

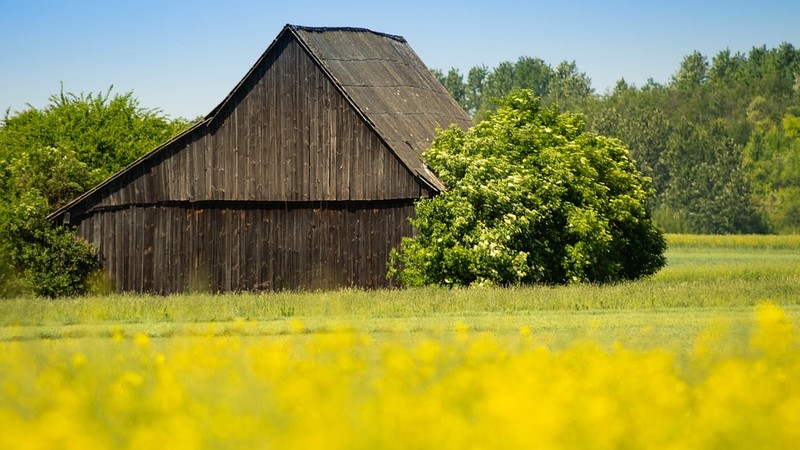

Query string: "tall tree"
[672, 51, 709, 88]
[662, 121, 765, 233]
[513, 56, 553, 99]
[588, 79, 672, 195]
[743, 109, 800, 232]
[545, 60, 593, 110]
[464, 65, 488, 116]
[443, 68, 466, 107]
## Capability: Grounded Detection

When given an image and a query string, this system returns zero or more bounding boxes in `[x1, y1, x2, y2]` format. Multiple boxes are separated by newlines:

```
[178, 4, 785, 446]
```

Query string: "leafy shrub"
[389, 90, 666, 286]
[3, 191, 97, 298]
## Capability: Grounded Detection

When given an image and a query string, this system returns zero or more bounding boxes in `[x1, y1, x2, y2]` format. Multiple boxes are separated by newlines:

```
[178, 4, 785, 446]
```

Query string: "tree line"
[433, 43, 800, 234]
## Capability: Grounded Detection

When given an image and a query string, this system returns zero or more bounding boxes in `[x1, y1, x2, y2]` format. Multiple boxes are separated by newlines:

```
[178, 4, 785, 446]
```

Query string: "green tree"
[464, 65, 488, 116]
[444, 68, 466, 107]
[475, 61, 517, 119]
[672, 51, 709, 88]
[545, 60, 593, 111]
[743, 110, 800, 233]
[389, 90, 666, 287]
[661, 121, 765, 234]
[708, 49, 745, 83]
[432, 68, 467, 109]
[0, 87, 191, 297]
[587, 79, 672, 194]
[513, 56, 553, 99]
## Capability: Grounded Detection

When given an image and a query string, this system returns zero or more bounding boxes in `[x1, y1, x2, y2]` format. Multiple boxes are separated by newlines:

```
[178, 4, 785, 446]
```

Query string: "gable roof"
[50, 24, 471, 222]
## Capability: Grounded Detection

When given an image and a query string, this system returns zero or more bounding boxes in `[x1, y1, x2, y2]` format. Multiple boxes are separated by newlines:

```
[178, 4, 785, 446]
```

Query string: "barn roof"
[50, 24, 471, 222]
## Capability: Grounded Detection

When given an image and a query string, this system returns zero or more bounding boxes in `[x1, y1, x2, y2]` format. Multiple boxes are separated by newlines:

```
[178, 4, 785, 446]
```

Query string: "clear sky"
[2, 0, 799, 120]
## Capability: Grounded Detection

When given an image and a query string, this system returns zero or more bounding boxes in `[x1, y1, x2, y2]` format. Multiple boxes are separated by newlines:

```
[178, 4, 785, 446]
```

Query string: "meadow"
[1, 234, 799, 449]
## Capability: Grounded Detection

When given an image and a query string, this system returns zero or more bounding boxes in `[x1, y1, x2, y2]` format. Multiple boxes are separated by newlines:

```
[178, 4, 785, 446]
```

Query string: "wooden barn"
[49, 24, 473, 293]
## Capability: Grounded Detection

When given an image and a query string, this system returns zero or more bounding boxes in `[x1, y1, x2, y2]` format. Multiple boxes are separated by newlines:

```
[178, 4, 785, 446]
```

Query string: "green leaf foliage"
[0, 87, 191, 297]
[1, 191, 98, 298]
[0, 87, 191, 209]
[389, 90, 666, 287]
[434, 43, 800, 234]
[743, 109, 800, 233]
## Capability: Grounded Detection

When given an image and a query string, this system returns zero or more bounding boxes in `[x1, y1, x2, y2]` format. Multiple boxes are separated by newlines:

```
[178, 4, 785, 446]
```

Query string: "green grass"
[2, 234, 799, 355]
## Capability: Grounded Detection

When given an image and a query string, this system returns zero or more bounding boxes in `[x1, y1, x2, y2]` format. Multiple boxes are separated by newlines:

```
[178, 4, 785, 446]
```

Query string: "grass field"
[1, 234, 800, 449]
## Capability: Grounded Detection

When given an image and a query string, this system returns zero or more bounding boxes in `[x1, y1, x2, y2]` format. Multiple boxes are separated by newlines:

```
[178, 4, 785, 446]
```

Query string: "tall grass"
[1, 236, 799, 329]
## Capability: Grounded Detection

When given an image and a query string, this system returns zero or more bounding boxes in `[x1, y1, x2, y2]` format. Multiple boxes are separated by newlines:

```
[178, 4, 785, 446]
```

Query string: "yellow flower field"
[1, 303, 798, 449]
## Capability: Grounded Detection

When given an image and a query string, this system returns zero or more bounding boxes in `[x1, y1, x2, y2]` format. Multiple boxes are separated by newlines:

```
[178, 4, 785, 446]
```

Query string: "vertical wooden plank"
[254, 63, 264, 200]
[291, 208, 301, 289]
[375, 135, 386, 200]
[159, 207, 168, 294]
[301, 50, 312, 202]
[231, 209, 241, 291]
[288, 42, 299, 202]
[118, 209, 128, 291]
[243, 82, 253, 200]
[196, 132, 205, 201]
[266, 51, 276, 201]
[339, 103, 351, 200]
[172, 208, 181, 293]
[248, 209, 259, 290]
[178, 207, 188, 292]
[101, 212, 114, 291]
[282, 207, 292, 290]
[350, 123, 361, 200]
[277, 45, 286, 202]
[196, 208, 208, 292]
[230, 108, 239, 200]
[163, 207, 172, 294]
[135, 207, 144, 291]
[153, 207, 162, 294]
[209, 129, 218, 200]
[262, 210, 273, 290]
[142, 206, 154, 292]
[328, 82, 340, 200]
[326, 207, 338, 287]
[274, 207, 283, 289]
[210, 208, 219, 292]
[319, 74, 331, 200]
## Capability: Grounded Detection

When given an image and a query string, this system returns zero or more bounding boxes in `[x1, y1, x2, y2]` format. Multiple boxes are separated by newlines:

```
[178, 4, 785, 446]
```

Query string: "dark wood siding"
[77, 202, 415, 293]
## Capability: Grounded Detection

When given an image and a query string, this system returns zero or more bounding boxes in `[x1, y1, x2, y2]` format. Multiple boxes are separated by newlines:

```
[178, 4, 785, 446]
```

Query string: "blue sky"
[2, 0, 799, 119]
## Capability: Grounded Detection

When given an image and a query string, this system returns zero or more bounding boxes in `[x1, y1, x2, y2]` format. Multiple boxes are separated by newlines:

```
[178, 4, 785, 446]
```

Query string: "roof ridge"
[288, 24, 407, 43]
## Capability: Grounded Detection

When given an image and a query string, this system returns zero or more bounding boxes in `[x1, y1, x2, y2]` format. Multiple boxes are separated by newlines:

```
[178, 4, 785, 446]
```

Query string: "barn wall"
[82, 33, 429, 215]
[77, 201, 415, 293]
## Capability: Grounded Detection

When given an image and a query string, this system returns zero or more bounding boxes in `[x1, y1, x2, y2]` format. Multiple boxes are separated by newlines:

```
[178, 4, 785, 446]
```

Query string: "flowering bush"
[390, 90, 665, 286]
